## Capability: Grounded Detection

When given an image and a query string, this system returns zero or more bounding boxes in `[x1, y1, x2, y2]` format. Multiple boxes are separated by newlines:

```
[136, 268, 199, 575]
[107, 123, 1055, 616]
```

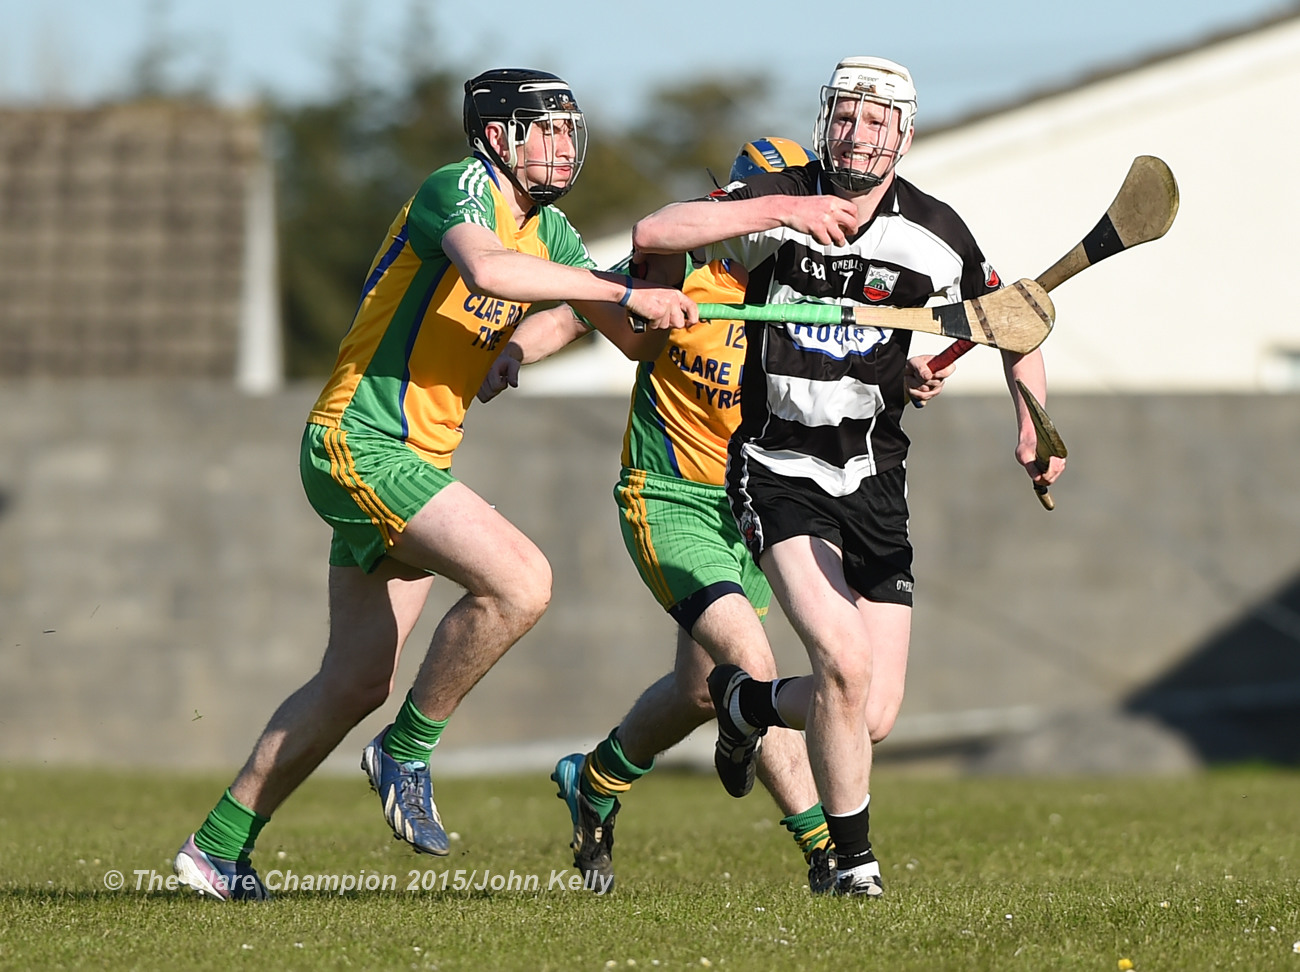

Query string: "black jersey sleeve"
[695, 166, 822, 270]
[705, 164, 820, 203]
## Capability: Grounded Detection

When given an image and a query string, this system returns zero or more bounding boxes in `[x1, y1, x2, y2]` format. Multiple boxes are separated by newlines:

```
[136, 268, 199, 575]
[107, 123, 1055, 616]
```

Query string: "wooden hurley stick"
[696, 278, 1054, 353]
[919, 155, 1181, 379]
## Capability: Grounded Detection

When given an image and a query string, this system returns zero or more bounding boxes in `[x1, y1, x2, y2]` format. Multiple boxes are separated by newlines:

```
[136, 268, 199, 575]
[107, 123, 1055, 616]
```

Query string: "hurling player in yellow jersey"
[479, 139, 952, 894]
[172, 68, 697, 901]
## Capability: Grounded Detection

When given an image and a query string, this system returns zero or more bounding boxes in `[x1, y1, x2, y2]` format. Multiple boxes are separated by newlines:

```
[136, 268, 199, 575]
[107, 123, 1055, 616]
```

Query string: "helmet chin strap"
[822, 143, 897, 194]
[837, 129, 912, 191]
[479, 122, 566, 207]
[828, 167, 885, 193]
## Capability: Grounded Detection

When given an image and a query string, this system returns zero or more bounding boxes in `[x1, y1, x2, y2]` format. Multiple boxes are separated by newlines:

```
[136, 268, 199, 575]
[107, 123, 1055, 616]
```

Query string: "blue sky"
[1, 0, 1294, 131]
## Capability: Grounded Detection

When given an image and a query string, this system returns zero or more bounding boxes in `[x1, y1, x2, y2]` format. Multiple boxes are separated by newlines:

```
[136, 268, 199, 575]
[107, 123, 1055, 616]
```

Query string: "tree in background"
[273, 70, 469, 377]
[631, 75, 772, 200]
[110, 0, 775, 376]
[272, 2, 468, 376]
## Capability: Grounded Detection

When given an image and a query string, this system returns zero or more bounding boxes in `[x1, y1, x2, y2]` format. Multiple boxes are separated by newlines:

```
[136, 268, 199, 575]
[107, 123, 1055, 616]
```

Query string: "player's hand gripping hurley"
[1015, 380, 1068, 511]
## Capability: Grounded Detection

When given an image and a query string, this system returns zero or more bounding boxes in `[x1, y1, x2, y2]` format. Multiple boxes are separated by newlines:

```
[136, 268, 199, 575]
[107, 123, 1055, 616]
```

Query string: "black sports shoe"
[552, 754, 617, 894]
[707, 664, 767, 798]
[807, 845, 837, 895]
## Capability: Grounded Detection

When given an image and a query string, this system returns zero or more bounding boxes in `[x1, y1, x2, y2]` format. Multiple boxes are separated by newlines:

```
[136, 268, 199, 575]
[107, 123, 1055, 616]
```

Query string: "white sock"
[838, 859, 881, 881]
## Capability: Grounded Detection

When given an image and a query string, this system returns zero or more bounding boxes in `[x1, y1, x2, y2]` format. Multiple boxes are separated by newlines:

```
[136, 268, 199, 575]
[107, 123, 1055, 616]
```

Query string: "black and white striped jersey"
[705, 162, 999, 497]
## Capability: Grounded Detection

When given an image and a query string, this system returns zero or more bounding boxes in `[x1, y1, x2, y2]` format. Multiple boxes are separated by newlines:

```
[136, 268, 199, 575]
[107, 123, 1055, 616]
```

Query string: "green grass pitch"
[1, 765, 1298, 970]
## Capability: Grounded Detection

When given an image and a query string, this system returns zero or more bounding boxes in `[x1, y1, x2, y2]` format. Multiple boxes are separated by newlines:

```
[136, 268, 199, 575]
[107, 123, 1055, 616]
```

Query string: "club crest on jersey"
[982, 262, 1001, 288]
[863, 265, 900, 302]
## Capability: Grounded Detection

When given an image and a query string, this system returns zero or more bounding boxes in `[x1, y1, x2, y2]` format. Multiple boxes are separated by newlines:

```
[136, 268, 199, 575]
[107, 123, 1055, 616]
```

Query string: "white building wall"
[901, 16, 1300, 393]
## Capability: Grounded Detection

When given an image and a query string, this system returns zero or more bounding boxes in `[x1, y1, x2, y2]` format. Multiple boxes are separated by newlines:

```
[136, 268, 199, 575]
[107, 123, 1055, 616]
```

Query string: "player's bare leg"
[558, 592, 827, 889]
[174, 561, 436, 899]
[229, 562, 435, 816]
[391, 481, 553, 717]
[615, 645, 712, 766]
[618, 594, 821, 814]
[617, 594, 774, 765]
[355, 481, 552, 856]
[736, 639, 906, 744]
[761, 535, 910, 896]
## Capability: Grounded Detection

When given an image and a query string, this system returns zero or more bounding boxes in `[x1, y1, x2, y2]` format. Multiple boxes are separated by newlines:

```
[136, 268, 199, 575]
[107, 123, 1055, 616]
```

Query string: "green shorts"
[300, 423, 455, 573]
[615, 468, 771, 631]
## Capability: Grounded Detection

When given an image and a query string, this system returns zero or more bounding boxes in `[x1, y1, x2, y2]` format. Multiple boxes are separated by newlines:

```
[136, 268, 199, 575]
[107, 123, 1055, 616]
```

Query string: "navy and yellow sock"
[781, 801, 831, 862]
[579, 728, 654, 822]
[193, 788, 269, 863]
[382, 692, 449, 765]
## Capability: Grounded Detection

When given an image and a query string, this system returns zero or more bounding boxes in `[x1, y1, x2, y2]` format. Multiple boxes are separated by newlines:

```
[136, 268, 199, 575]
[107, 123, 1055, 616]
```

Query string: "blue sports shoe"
[552, 753, 617, 893]
[361, 727, 450, 856]
[173, 834, 269, 901]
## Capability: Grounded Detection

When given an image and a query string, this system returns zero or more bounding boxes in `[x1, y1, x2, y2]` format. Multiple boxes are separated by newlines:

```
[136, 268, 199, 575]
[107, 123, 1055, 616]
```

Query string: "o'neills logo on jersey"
[982, 261, 1001, 288]
[863, 265, 900, 302]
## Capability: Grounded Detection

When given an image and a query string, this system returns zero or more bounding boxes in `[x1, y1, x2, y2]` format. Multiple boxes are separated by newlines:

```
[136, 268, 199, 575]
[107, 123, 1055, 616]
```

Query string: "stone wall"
[2, 382, 1297, 775]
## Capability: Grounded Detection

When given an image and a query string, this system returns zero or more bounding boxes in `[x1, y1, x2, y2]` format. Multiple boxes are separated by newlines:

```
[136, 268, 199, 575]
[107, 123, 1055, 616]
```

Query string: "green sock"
[579, 728, 654, 822]
[382, 692, 449, 765]
[193, 788, 269, 863]
[781, 802, 831, 862]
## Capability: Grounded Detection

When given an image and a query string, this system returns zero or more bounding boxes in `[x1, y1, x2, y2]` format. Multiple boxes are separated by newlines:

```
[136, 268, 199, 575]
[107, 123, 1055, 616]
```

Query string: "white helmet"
[813, 56, 917, 193]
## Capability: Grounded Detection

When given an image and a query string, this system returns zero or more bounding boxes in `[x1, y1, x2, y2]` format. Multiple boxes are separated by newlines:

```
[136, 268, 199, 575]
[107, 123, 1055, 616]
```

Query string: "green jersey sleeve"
[538, 206, 597, 270]
[405, 158, 498, 261]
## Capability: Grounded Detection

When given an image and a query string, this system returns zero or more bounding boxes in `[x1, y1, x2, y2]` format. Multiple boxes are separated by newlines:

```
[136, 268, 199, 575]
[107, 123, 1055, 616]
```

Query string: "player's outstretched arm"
[1002, 349, 1066, 486]
[444, 221, 697, 332]
[442, 222, 639, 305]
[476, 298, 673, 404]
[632, 195, 857, 253]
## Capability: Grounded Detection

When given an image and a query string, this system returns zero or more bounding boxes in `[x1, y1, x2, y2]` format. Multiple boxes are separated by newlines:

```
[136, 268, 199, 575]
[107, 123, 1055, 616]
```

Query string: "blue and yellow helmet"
[730, 137, 818, 182]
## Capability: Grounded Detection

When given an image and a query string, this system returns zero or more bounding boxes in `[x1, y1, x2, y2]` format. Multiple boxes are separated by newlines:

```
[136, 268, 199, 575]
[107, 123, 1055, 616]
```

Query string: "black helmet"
[463, 68, 587, 206]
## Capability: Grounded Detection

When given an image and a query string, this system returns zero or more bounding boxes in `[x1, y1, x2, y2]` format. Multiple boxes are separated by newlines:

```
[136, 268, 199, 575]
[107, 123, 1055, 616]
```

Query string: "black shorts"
[728, 459, 914, 605]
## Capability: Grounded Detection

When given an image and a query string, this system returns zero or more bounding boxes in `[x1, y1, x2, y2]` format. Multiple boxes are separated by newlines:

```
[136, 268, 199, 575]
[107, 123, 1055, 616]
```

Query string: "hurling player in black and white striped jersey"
[633, 56, 1065, 897]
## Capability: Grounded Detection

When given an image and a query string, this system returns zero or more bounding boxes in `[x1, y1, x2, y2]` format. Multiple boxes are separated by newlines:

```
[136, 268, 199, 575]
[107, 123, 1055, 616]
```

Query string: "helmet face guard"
[813, 57, 917, 194]
[463, 69, 588, 206]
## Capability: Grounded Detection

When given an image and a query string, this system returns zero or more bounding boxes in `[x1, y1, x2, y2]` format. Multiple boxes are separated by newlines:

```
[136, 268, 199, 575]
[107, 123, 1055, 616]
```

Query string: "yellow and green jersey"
[309, 155, 595, 466]
[621, 259, 747, 485]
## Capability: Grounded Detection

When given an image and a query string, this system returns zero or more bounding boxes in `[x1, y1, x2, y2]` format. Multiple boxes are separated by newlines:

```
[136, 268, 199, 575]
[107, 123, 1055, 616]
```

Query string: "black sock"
[736, 676, 797, 730]
[825, 801, 875, 871]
